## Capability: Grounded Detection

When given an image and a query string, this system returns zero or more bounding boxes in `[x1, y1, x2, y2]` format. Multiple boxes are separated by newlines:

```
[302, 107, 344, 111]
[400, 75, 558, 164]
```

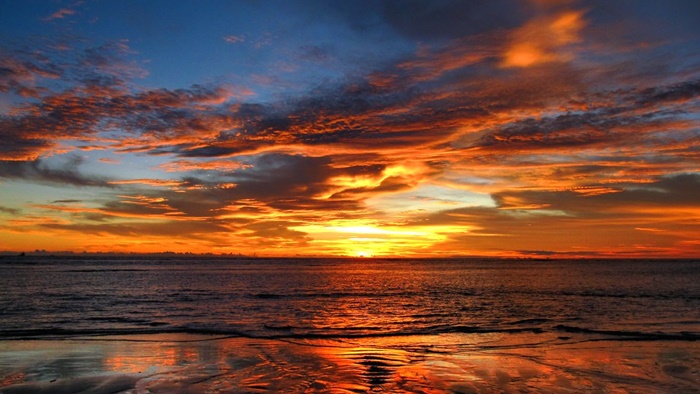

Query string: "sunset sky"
[1, 0, 699, 257]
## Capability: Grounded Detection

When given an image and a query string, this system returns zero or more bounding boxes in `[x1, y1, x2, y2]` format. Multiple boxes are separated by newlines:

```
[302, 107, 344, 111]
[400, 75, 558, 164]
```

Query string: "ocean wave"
[0, 327, 248, 340]
[63, 269, 152, 273]
[505, 318, 552, 325]
[2, 323, 698, 342]
[249, 290, 474, 300]
[553, 325, 700, 341]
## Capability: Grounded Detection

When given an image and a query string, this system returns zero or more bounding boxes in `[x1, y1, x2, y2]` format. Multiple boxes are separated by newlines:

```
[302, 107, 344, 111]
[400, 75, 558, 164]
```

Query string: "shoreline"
[2, 332, 699, 393]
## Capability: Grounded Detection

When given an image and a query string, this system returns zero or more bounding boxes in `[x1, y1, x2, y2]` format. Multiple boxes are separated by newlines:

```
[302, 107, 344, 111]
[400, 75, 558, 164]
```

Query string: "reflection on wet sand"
[1, 333, 700, 393]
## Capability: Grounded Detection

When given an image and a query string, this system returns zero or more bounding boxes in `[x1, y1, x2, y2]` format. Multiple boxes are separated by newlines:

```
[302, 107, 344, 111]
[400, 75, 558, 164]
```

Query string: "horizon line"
[1, 250, 698, 260]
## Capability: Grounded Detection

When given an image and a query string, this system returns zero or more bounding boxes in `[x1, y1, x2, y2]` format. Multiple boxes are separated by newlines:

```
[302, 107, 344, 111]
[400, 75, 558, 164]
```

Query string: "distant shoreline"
[1, 253, 698, 262]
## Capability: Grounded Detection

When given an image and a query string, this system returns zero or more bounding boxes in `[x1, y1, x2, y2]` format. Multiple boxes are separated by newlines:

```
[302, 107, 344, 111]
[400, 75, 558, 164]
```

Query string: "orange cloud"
[399, 43, 493, 81]
[157, 159, 251, 172]
[502, 10, 586, 68]
[109, 179, 183, 188]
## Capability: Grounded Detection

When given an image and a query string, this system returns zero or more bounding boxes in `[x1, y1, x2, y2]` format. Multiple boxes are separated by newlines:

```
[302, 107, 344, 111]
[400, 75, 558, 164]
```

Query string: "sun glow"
[289, 220, 472, 257]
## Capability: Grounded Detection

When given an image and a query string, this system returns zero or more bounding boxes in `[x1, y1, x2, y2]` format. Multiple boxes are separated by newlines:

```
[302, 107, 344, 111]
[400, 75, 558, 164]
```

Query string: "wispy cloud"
[0, 206, 20, 215]
[0, 156, 111, 187]
[501, 9, 586, 68]
[44, 8, 76, 21]
[223, 35, 245, 44]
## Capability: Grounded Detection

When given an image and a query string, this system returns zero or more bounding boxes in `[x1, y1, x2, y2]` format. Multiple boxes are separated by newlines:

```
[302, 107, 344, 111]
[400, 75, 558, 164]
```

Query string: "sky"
[1, 0, 699, 257]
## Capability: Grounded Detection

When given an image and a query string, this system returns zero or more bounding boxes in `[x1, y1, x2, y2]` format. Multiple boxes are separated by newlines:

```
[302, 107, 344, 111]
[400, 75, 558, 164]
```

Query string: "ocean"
[1, 257, 699, 393]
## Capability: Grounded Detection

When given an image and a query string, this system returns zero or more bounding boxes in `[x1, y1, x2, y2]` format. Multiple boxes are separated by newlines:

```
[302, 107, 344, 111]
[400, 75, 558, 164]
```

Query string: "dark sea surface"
[1, 257, 699, 340]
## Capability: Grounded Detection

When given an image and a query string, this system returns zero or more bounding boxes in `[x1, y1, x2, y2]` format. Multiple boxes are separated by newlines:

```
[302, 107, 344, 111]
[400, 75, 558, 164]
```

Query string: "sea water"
[1, 257, 699, 339]
[1, 257, 699, 393]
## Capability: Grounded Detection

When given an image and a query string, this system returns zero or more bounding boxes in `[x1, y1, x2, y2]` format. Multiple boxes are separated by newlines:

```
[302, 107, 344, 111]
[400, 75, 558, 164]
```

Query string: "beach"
[2, 332, 700, 393]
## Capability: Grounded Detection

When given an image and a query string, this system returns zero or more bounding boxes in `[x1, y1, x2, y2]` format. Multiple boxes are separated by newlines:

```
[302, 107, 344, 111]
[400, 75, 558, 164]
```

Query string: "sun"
[356, 251, 373, 258]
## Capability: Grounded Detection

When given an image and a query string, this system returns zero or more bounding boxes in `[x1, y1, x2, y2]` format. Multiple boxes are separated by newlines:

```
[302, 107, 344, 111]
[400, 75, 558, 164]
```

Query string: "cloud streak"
[44, 8, 76, 21]
[0, 156, 111, 187]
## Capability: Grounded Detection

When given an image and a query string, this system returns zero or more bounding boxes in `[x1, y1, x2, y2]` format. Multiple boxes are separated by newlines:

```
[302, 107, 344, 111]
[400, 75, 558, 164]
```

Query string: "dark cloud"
[473, 112, 621, 150]
[174, 154, 377, 214]
[1, 81, 233, 159]
[492, 173, 700, 216]
[0, 46, 62, 97]
[636, 79, 700, 107]
[654, 173, 700, 193]
[469, 77, 700, 152]
[231, 154, 335, 198]
[88, 153, 377, 222]
[0, 118, 55, 160]
[173, 80, 424, 156]
[0, 156, 111, 187]
[74, 41, 143, 90]
[1, 39, 143, 100]
[1, 42, 235, 160]
[229, 154, 390, 211]
[0, 205, 20, 215]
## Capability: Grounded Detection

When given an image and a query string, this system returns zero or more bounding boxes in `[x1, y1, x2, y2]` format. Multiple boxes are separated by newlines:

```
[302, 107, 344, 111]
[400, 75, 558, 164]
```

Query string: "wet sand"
[1, 332, 699, 393]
